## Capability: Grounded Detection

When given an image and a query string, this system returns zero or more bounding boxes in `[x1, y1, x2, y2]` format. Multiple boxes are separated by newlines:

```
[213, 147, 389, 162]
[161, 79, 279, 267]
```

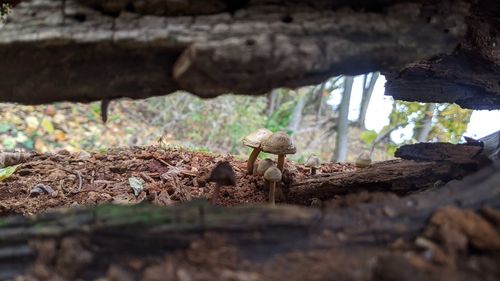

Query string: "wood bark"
[2, 0, 499, 110]
[288, 158, 478, 205]
[0, 159, 498, 280]
[290, 142, 486, 204]
[384, 0, 500, 110]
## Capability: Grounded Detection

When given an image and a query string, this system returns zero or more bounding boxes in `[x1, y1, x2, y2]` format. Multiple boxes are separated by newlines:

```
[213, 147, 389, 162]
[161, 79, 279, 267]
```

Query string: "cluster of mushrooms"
[208, 129, 372, 205]
[243, 129, 320, 205]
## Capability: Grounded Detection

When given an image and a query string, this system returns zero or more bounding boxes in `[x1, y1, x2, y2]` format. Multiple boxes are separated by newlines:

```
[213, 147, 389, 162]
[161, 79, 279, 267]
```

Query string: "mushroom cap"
[355, 153, 372, 168]
[256, 158, 275, 176]
[252, 161, 259, 174]
[242, 128, 273, 148]
[261, 131, 296, 155]
[208, 161, 236, 186]
[264, 166, 282, 182]
[305, 156, 320, 168]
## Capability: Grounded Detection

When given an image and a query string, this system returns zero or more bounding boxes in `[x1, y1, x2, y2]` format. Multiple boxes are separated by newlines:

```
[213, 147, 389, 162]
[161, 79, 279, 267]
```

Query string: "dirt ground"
[1, 147, 499, 281]
[0, 146, 355, 216]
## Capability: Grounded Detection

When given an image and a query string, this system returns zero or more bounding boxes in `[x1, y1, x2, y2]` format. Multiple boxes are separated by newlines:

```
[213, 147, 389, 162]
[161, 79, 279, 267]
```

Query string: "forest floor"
[0, 146, 355, 216]
[0, 146, 498, 281]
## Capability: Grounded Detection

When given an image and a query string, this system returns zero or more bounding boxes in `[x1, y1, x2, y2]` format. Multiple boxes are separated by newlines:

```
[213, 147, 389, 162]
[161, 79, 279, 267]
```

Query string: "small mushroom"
[355, 152, 372, 168]
[252, 161, 259, 175]
[256, 158, 275, 190]
[207, 161, 236, 205]
[256, 158, 275, 176]
[261, 131, 296, 172]
[310, 197, 322, 208]
[264, 166, 282, 205]
[243, 128, 273, 175]
[304, 156, 320, 175]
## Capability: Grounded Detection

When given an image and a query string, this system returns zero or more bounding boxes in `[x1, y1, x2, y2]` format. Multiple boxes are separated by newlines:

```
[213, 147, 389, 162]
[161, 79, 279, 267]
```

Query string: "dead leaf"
[0, 165, 19, 181]
[128, 177, 144, 196]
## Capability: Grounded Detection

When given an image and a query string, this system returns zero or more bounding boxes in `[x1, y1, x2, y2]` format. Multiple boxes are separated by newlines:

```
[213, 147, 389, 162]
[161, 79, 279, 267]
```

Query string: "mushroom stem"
[311, 167, 316, 175]
[210, 183, 221, 205]
[275, 155, 286, 197]
[276, 154, 285, 171]
[269, 182, 276, 205]
[247, 147, 261, 175]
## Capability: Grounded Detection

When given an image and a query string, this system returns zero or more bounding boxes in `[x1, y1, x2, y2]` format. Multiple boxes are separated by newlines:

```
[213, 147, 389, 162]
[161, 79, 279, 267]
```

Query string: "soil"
[1, 146, 499, 281]
[0, 146, 355, 216]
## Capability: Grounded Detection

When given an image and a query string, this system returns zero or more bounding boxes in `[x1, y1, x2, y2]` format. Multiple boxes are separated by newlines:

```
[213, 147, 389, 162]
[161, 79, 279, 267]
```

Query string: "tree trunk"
[266, 90, 279, 118]
[288, 89, 307, 134]
[357, 72, 380, 129]
[332, 76, 354, 162]
[315, 82, 327, 121]
[414, 103, 437, 142]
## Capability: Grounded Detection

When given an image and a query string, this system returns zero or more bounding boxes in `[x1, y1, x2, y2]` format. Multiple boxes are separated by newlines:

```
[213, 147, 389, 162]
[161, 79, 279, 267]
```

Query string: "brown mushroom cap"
[242, 128, 273, 148]
[261, 131, 296, 155]
[264, 166, 282, 182]
[304, 156, 320, 168]
[208, 161, 236, 186]
[256, 158, 275, 176]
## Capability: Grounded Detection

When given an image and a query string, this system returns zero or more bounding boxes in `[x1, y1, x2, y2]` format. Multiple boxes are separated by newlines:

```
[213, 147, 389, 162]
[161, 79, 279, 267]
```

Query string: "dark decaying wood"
[0, 159, 498, 280]
[395, 132, 500, 162]
[0, 0, 499, 109]
[394, 143, 483, 163]
[287, 159, 479, 204]
[384, 0, 500, 109]
[287, 142, 488, 204]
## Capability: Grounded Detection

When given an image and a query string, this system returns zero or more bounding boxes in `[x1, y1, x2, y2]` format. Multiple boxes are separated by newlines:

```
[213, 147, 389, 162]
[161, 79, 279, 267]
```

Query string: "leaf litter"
[0, 146, 354, 216]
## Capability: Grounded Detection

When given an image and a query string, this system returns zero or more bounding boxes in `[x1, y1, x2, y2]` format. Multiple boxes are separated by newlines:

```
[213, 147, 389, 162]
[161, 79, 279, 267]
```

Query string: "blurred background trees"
[0, 73, 477, 163]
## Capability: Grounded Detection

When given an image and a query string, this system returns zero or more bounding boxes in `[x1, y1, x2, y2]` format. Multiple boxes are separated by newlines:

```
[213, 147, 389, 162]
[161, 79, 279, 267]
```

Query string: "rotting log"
[384, 0, 500, 109]
[0, 160, 498, 280]
[394, 142, 484, 164]
[1, 0, 499, 110]
[288, 142, 493, 204]
[395, 132, 499, 162]
[287, 159, 478, 204]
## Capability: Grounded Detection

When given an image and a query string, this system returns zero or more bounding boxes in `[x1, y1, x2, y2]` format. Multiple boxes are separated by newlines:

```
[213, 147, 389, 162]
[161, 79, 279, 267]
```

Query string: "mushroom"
[261, 131, 296, 172]
[256, 158, 275, 176]
[252, 161, 259, 175]
[304, 155, 320, 175]
[355, 152, 372, 168]
[264, 166, 282, 205]
[310, 197, 322, 208]
[256, 158, 275, 190]
[207, 161, 236, 205]
[242, 128, 273, 175]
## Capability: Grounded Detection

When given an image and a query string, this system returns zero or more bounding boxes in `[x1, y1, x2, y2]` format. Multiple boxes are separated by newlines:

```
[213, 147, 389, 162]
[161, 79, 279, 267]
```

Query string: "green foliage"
[0, 75, 474, 164]
[149, 92, 268, 156]
[388, 101, 471, 143]
[265, 99, 295, 134]
[430, 104, 472, 143]
[360, 130, 377, 145]
[0, 123, 10, 134]
[388, 101, 425, 128]
[386, 143, 398, 157]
